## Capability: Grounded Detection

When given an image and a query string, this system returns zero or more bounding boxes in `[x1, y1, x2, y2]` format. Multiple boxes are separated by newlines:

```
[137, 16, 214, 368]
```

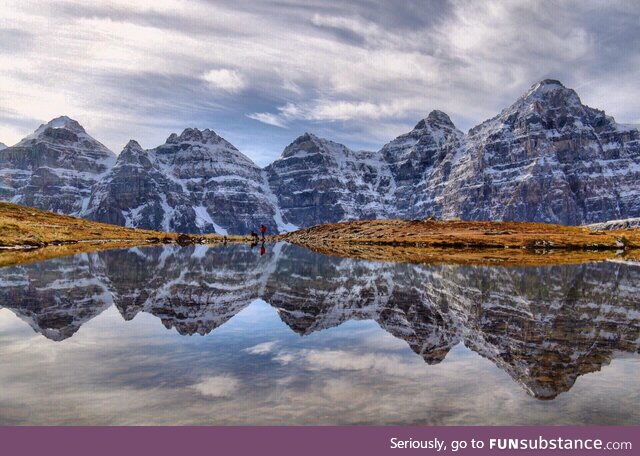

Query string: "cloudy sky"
[1, 0, 639, 165]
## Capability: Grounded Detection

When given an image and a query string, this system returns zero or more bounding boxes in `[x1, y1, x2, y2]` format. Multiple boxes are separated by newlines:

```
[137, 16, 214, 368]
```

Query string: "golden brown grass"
[279, 219, 640, 266]
[0, 201, 188, 246]
[4, 202, 640, 268]
[0, 202, 250, 267]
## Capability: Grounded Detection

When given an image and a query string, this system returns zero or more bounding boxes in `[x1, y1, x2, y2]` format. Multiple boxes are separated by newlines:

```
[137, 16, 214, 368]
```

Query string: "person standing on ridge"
[260, 224, 266, 240]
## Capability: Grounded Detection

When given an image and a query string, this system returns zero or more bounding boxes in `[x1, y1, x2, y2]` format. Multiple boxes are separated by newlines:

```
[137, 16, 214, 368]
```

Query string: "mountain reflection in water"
[0, 243, 639, 424]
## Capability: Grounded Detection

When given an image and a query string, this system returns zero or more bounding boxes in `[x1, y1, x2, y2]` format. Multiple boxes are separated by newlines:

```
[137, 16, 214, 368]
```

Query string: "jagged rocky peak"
[275, 132, 375, 165]
[522, 78, 583, 111]
[386, 109, 464, 151]
[87, 124, 278, 234]
[266, 132, 387, 228]
[0, 115, 116, 215]
[278, 132, 368, 162]
[414, 110, 457, 131]
[159, 127, 257, 170]
[117, 140, 147, 161]
[16, 115, 91, 146]
[529, 78, 565, 91]
[453, 78, 640, 225]
[124, 139, 143, 151]
[296, 131, 322, 143]
[11, 115, 115, 160]
[41, 115, 86, 133]
[470, 78, 601, 137]
[280, 132, 333, 158]
[166, 127, 228, 146]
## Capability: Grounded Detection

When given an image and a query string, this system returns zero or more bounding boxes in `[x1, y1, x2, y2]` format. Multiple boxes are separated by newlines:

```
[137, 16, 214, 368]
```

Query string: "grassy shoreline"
[278, 219, 640, 266]
[3, 202, 640, 267]
[0, 202, 249, 266]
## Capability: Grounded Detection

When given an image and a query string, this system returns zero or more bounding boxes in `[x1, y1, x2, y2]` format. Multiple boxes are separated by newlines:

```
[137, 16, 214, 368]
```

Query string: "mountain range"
[1, 79, 639, 234]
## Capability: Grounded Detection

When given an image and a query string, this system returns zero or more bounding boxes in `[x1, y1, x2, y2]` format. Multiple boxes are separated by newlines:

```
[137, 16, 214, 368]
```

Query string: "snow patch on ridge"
[194, 205, 228, 235]
[261, 170, 298, 233]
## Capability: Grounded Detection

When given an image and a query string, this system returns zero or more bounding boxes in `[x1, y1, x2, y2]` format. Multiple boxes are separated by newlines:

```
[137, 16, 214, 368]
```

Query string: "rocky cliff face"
[84, 140, 201, 232]
[265, 133, 391, 228]
[86, 129, 279, 234]
[263, 111, 467, 226]
[264, 81, 640, 227]
[2, 80, 639, 232]
[439, 80, 640, 224]
[379, 110, 466, 218]
[0, 116, 116, 215]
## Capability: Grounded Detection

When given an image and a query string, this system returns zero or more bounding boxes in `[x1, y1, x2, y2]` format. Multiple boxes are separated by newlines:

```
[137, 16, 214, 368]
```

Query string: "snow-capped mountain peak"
[46, 115, 86, 131]
[527, 78, 565, 93]
[0, 142, 7, 150]
[2, 79, 640, 232]
[266, 132, 389, 226]
[166, 127, 226, 146]
[452, 80, 640, 225]
[280, 133, 319, 158]
[0, 117, 116, 215]
[469, 79, 593, 140]
[15, 116, 92, 147]
[522, 79, 583, 112]
[86, 127, 279, 234]
[160, 127, 256, 168]
[414, 110, 457, 131]
[124, 139, 144, 151]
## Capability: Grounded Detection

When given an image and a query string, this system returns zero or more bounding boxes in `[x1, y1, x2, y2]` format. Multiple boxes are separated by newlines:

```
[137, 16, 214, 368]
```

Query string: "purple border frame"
[1, 426, 637, 455]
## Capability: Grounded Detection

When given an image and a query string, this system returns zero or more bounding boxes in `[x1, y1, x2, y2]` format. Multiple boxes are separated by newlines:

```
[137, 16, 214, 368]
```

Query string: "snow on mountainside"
[265, 132, 391, 228]
[2, 79, 639, 232]
[0, 142, 7, 150]
[85, 128, 278, 234]
[84, 139, 200, 233]
[379, 109, 466, 218]
[587, 218, 640, 231]
[0, 116, 116, 215]
[438, 79, 640, 224]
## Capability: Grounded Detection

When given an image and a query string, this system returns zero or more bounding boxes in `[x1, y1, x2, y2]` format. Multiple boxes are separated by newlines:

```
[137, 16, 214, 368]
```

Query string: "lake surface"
[0, 243, 639, 425]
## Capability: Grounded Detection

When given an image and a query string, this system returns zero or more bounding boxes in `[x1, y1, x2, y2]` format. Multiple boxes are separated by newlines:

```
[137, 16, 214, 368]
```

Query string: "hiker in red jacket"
[260, 224, 266, 240]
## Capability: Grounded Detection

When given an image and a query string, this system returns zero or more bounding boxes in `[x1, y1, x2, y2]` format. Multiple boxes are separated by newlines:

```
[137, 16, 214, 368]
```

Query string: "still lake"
[0, 243, 638, 425]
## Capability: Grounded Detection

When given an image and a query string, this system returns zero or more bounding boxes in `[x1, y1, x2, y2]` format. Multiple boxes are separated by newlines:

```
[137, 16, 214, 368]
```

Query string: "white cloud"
[310, 99, 413, 121]
[201, 69, 247, 93]
[0, 0, 638, 160]
[244, 341, 278, 354]
[248, 98, 415, 128]
[273, 352, 295, 365]
[246, 112, 288, 128]
[191, 375, 239, 398]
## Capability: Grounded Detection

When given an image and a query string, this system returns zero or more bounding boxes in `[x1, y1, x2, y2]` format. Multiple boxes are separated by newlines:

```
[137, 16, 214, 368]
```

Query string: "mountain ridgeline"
[1, 80, 639, 234]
